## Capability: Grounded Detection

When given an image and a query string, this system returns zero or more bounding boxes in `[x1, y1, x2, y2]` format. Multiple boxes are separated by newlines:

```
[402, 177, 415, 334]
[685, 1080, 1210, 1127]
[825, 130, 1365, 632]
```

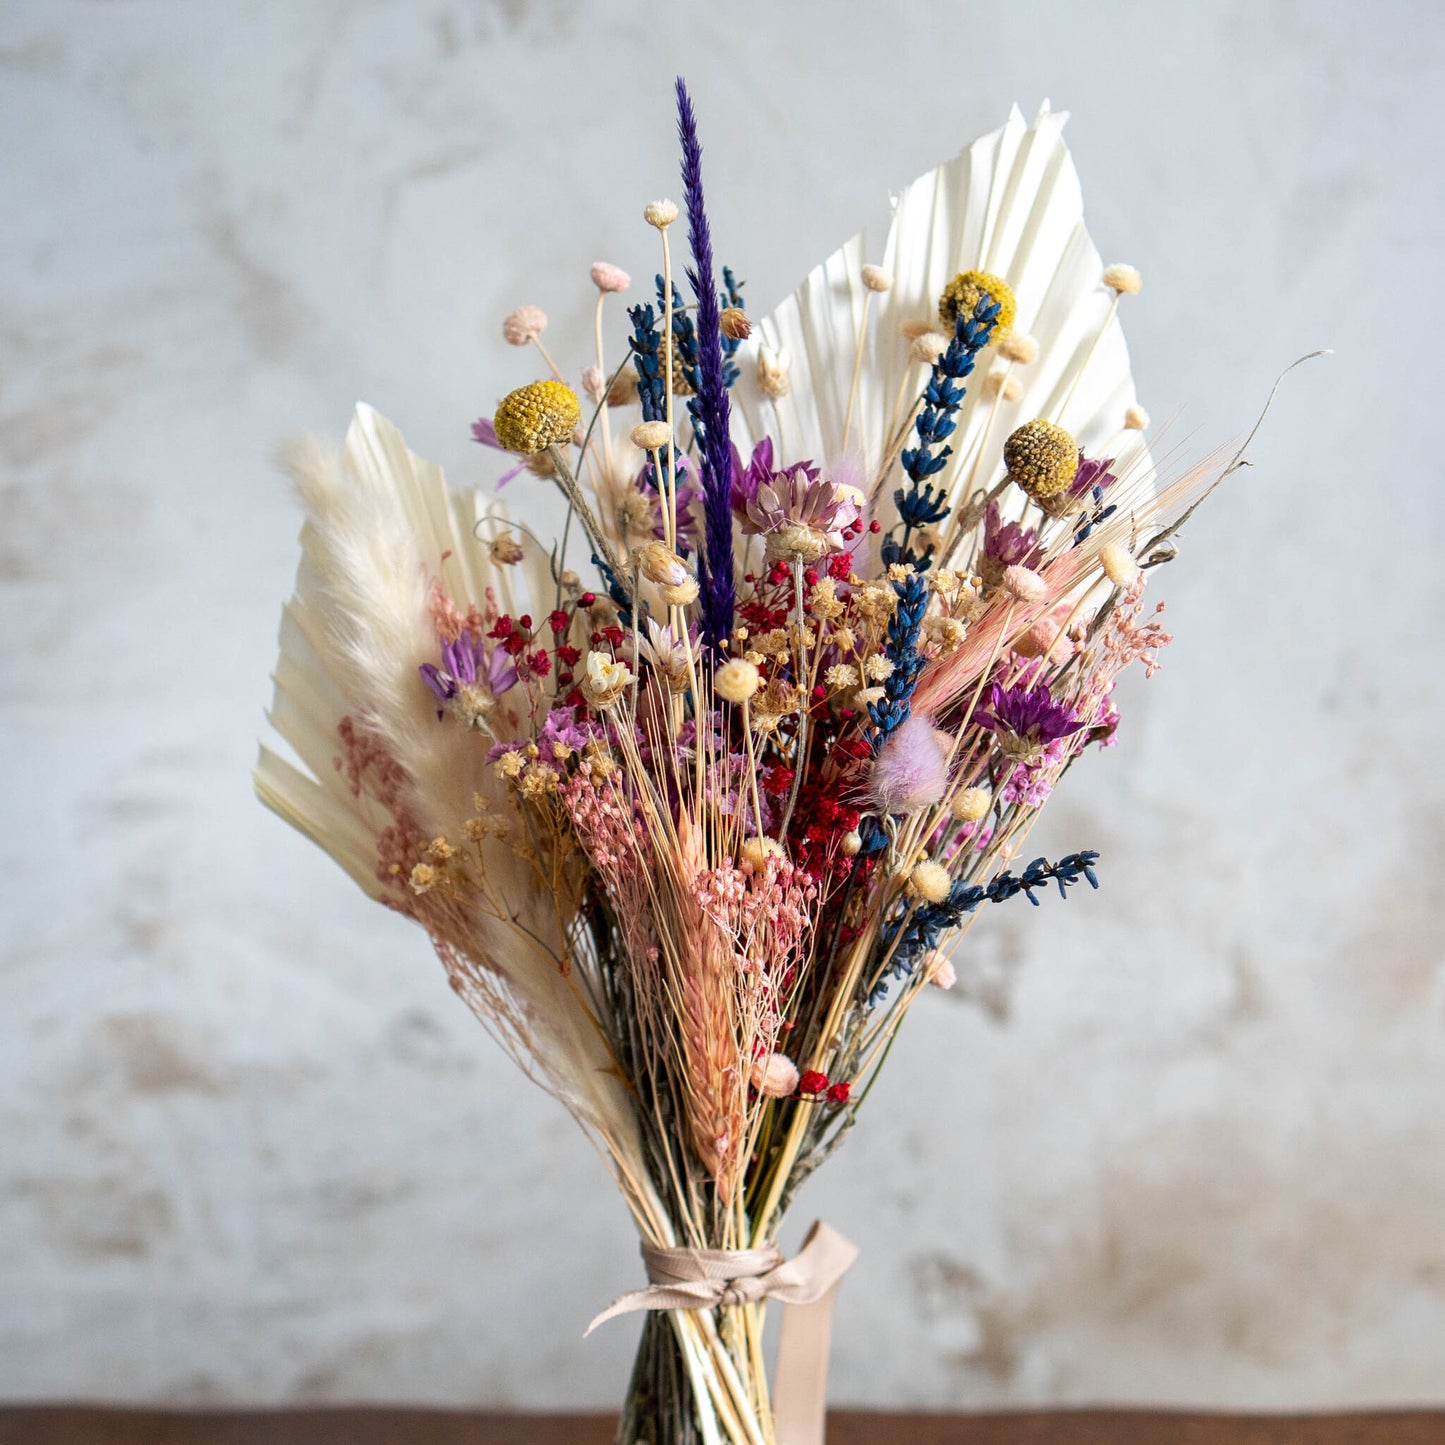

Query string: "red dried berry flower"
[798, 1069, 829, 1096]
[577, 592, 597, 608]
[548, 609, 570, 634]
[826, 1081, 852, 1106]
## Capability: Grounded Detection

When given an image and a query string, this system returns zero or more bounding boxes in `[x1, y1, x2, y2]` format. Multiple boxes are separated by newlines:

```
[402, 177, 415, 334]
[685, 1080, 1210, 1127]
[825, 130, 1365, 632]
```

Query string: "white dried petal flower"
[713, 658, 761, 704]
[644, 199, 679, 229]
[631, 421, 672, 451]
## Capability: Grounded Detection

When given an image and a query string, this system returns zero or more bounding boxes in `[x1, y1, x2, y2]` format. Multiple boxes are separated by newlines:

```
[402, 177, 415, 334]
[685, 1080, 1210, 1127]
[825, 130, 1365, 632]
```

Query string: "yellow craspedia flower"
[938, 269, 1016, 338]
[1004, 418, 1079, 501]
[493, 380, 581, 454]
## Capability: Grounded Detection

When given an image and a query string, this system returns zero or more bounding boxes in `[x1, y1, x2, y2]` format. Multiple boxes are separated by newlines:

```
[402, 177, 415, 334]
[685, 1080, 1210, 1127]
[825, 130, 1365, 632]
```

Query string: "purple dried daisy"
[420, 633, 517, 728]
[976, 679, 1083, 763]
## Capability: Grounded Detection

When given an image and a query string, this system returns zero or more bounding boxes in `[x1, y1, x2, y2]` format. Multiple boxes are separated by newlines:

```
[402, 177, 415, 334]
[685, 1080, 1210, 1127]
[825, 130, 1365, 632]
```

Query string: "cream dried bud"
[644, 199, 679, 229]
[740, 836, 784, 871]
[634, 540, 692, 588]
[1100, 542, 1141, 588]
[1000, 564, 1048, 603]
[488, 530, 525, 566]
[860, 264, 892, 293]
[951, 787, 991, 822]
[910, 332, 950, 364]
[502, 305, 547, 346]
[982, 369, 1023, 402]
[713, 658, 761, 704]
[719, 307, 751, 341]
[757, 349, 790, 399]
[581, 651, 634, 708]
[590, 260, 631, 293]
[997, 331, 1039, 365]
[607, 368, 640, 407]
[631, 420, 673, 452]
[1103, 263, 1142, 295]
[907, 861, 952, 904]
[1124, 403, 1150, 431]
[840, 830, 862, 857]
[750, 1052, 800, 1098]
[899, 318, 936, 340]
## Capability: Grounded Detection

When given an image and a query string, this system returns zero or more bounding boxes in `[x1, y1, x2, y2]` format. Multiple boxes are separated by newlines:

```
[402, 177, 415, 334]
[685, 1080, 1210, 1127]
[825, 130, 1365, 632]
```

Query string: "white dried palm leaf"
[731, 101, 1154, 538]
[256, 405, 643, 1170]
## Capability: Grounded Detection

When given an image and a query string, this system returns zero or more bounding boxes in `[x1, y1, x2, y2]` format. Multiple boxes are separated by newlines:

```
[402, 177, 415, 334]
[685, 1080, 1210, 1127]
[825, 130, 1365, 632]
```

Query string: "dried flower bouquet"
[259, 85, 1255, 1445]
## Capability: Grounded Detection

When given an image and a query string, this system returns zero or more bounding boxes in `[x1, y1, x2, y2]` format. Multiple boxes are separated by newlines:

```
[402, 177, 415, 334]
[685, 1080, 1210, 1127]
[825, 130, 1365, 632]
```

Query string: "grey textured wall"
[3, 0, 1444, 1411]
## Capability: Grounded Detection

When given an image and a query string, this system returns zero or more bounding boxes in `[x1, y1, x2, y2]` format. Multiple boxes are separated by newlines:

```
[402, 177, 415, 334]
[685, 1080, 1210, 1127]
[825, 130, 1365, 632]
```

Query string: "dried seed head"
[488, 530, 525, 566]
[644, 199, 679, 229]
[840, 830, 862, 857]
[607, 368, 640, 407]
[951, 787, 991, 822]
[997, 331, 1039, 366]
[713, 658, 762, 704]
[860, 264, 892, 293]
[907, 860, 952, 904]
[921, 948, 957, 990]
[938, 269, 1016, 336]
[719, 307, 751, 341]
[493, 381, 582, 454]
[1124, 403, 1150, 431]
[631, 420, 673, 452]
[1100, 542, 1141, 588]
[899, 318, 937, 341]
[1103, 263, 1142, 295]
[502, 305, 547, 346]
[581, 365, 606, 402]
[1004, 418, 1079, 501]
[590, 260, 631, 293]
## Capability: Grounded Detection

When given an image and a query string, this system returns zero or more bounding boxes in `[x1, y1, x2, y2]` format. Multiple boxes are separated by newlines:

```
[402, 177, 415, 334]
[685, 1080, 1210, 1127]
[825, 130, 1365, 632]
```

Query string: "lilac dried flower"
[980, 499, 1043, 586]
[741, 460, 861, 562]
[420, 633, 518, 729]
[1069, 451, 1119, 500]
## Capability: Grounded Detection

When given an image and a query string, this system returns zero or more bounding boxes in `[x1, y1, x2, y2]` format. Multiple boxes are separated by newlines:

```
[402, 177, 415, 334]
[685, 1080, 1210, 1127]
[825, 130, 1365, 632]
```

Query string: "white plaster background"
[3, 0, 1444, 1412]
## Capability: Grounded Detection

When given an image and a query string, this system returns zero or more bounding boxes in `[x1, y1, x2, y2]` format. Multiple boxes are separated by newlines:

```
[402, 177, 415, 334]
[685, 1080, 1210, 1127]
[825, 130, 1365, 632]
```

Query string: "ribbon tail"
[770, 1223, 859, 1445]
[585, 1280, 722, 1336]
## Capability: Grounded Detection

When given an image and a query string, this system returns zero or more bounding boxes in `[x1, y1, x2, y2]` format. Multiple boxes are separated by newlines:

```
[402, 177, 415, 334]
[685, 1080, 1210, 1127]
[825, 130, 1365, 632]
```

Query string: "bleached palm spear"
[731, 101, 1154, 543]
[255, 406, 651, 1193]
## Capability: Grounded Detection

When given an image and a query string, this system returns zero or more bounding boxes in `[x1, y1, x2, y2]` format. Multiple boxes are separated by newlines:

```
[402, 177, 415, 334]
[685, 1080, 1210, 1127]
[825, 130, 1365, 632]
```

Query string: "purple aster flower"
[729, 437, 775, 520]
[976, 680, 1083, 763]
[419, 633, 517, 726]
[741, 459, 860, 562]
[1068, 451, 1118, 501]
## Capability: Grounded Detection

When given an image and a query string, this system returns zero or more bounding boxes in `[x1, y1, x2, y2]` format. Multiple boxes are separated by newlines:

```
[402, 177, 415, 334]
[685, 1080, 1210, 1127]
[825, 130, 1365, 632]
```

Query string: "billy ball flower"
[907, 860, 952, 904]
[502, 305, 547, 346]
[713, 658, 761, 704]
[493, 381, 582, 454]
[1004, 419, 1079, 502]
[950, 787, 991, 822]
[938, 269, 1016, 336]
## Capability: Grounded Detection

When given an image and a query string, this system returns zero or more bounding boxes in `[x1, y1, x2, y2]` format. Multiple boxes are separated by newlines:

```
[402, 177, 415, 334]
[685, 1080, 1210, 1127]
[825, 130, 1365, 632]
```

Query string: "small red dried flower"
[798, 1069, 829, 1096]
[826, 1081, 852, 1106]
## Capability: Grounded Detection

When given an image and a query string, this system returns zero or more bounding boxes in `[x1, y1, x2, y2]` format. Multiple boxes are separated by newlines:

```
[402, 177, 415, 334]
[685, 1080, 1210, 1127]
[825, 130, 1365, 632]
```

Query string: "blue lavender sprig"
[870, 851, 1101, 1002]
[627, 302, 667, 425]
[882, 295, 1000, 571]
[868, 568, 929, 748]
[675, 75, 735, 651]
[719, 265, 744, 388]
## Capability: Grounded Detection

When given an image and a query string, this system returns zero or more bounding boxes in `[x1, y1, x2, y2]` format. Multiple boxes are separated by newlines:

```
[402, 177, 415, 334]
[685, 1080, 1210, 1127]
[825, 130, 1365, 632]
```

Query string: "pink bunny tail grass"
[867, 714, 952, 815]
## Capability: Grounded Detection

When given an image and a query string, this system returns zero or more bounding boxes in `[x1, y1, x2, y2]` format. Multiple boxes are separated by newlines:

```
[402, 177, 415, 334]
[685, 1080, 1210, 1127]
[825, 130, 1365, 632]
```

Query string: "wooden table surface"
[3, 1410, 1444, 1444]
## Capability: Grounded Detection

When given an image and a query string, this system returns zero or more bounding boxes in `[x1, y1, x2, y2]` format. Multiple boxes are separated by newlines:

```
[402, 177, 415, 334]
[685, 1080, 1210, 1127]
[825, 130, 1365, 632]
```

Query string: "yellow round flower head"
[938, 269, 1016, 338]
[493, 380, 581, 454]
[1004, 419, 1079, 502]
